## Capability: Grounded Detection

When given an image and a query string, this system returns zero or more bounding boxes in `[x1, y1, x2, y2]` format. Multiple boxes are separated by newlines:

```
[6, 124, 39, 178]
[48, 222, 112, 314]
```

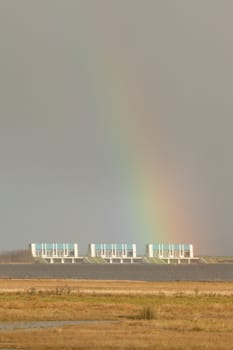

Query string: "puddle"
[0, 320, 116, 330]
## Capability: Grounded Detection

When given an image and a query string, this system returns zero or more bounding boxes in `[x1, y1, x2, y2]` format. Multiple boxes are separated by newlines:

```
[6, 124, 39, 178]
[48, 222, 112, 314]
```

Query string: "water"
[0, 320, 116, 330]
[0, 263, 232, 281]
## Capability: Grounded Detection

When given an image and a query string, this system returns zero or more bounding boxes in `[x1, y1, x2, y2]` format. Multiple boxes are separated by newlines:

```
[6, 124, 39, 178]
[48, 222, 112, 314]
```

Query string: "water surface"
[0, 264, 232, 281]
[0, 320, 116, 330]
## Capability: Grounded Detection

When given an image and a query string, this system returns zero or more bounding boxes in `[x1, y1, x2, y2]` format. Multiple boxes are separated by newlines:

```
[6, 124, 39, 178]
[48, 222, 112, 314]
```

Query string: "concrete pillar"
[147, 244, 153, 258]
[30, 244, 36, 257]
[189, 244, 194, 258]
[89, 244, 96, 257]
[132, 244, 137, 258]
[74, 244, 79, 258]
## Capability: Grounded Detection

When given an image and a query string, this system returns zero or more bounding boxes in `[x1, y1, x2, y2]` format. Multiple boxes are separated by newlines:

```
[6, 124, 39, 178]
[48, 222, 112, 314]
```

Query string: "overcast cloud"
[0, 1, 233, 255]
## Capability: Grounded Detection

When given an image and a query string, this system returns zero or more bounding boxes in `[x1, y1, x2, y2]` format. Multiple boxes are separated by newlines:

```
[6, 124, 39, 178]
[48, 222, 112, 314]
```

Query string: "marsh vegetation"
[0, 280, 232, 349]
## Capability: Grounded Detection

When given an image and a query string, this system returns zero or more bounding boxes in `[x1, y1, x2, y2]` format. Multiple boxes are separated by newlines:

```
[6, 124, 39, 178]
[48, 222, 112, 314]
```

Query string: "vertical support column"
[30, 244, 36, 257]
[132, 244, 137, 258]
[74, 244, 78, 258]
[147, 244, 153, 258]
[189, 244, 194, 258]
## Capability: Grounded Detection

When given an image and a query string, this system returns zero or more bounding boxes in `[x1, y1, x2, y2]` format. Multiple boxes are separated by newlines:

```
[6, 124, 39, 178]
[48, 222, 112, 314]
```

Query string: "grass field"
[0, 279, 232, 349]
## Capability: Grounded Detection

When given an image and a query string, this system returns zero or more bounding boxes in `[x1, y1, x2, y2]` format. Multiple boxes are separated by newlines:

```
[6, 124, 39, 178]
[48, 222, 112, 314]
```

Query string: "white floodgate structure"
[30, 243, 81, 263]
[146, 243, 196, 264]
[30, 242, 198, 264]
[88, 243, 139, 263]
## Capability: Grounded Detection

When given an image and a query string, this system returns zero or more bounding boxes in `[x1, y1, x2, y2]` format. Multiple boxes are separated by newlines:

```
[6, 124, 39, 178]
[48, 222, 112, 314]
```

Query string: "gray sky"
[0, 1, 233, 255]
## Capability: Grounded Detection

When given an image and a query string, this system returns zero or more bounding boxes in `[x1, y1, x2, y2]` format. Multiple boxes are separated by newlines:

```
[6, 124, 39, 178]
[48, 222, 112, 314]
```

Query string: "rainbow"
[79, 42, 202, 251]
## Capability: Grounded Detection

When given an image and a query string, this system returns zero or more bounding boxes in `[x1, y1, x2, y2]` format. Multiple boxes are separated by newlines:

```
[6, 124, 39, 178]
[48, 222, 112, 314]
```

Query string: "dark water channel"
[0, 320, 116, 331]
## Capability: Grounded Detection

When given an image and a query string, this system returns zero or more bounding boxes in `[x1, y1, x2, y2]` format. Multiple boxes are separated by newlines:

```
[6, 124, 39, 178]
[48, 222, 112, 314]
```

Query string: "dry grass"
[0, 279, 232, 349]
[0, 279, 233, 296]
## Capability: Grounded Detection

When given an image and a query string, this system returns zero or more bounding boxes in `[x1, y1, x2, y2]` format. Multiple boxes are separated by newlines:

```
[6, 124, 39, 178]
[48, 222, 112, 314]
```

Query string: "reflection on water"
[0, 320, 116, 330]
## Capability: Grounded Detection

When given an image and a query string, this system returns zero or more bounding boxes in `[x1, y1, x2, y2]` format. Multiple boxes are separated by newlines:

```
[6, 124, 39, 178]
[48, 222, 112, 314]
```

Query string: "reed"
[137, 305, 156, 320]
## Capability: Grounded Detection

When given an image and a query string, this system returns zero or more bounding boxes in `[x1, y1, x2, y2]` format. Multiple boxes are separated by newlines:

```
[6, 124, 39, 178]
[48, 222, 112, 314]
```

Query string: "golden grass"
[0, 279, 233, 295]
[0, 279, 232, 349]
